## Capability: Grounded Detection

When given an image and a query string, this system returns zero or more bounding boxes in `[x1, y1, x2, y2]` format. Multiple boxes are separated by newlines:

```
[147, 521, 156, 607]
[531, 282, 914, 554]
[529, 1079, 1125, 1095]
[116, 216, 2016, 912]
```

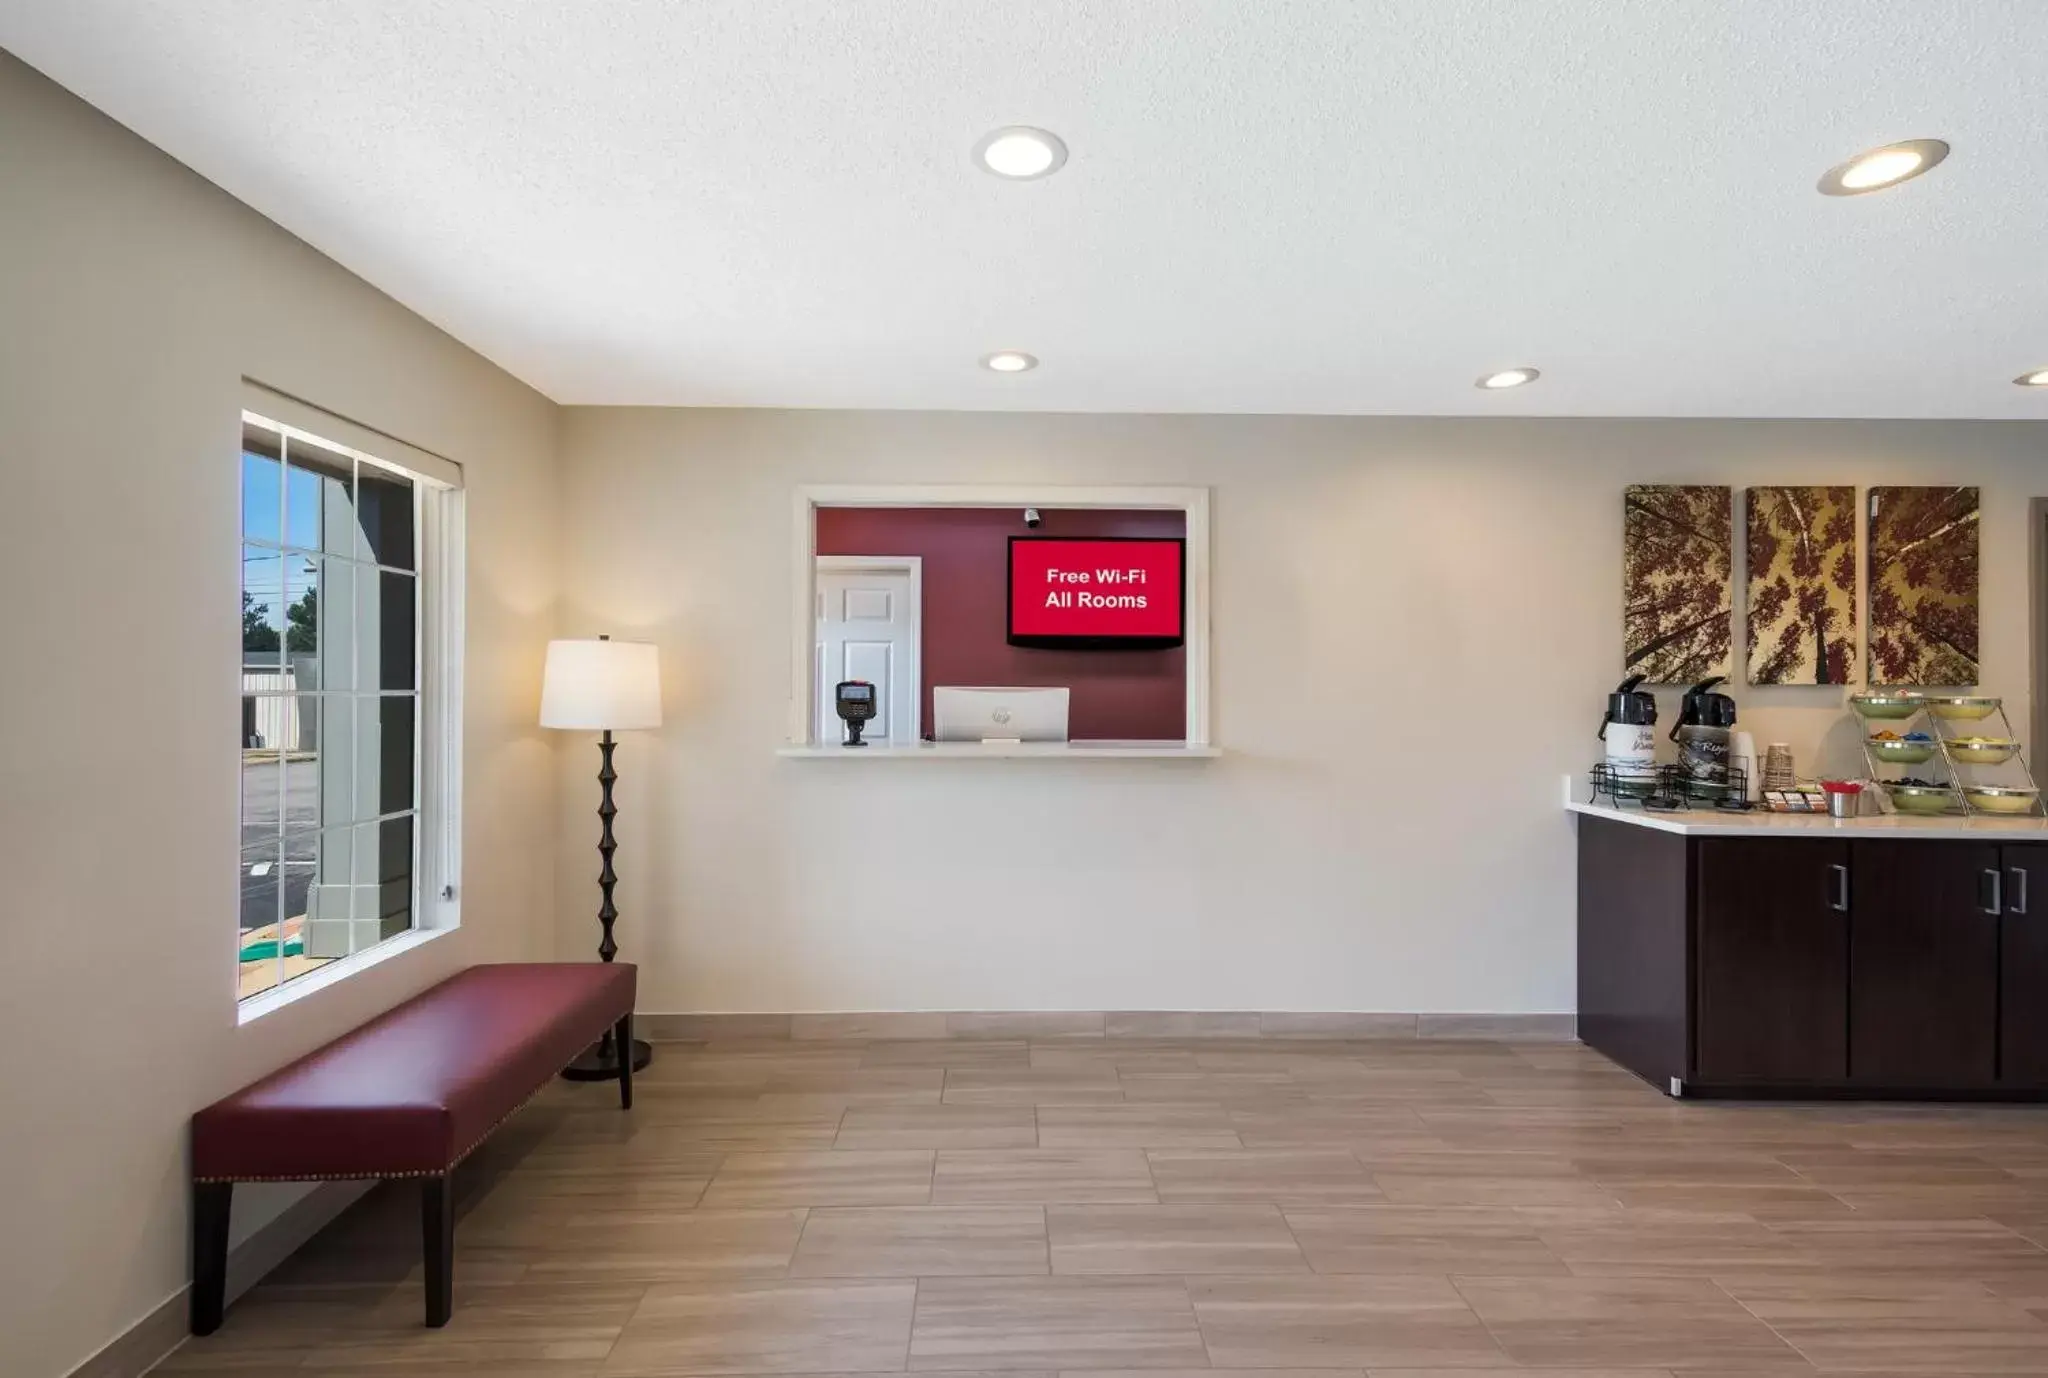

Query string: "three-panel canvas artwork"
[1622, 483, 1980, 688]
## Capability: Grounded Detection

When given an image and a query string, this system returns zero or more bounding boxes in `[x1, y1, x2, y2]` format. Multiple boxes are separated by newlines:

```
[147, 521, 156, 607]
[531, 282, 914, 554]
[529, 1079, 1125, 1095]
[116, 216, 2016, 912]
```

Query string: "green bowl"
[1966, 787, 2039, 815]
[1949, 738, 2021, 766]
[1868, 738, 1938, 765]
[1926, 696, 2001, 721]
[1852, 693, 1925, 720]
[1887, 785, 1959, 815]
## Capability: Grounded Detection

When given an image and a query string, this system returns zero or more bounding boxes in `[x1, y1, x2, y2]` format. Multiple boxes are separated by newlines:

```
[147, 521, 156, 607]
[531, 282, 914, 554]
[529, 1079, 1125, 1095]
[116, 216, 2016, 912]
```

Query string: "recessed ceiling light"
[974, 127, 1067, 180]
[1476, 367, 1539, 390]
[2017, 368, 2048, 388]
[982, 351, 1038, 373]
[1817, 139, 1949, 196]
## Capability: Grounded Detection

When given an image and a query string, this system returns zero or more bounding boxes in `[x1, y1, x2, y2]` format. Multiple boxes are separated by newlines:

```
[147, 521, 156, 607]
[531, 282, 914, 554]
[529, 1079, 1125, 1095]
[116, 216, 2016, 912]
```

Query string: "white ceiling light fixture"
[982, 350, 1039, 373]
[1817, 138, 1950, 196]
[974, 126, 1068, 180]
[1476, 367, 1540, 390]
[2016, 368, 2048, 388]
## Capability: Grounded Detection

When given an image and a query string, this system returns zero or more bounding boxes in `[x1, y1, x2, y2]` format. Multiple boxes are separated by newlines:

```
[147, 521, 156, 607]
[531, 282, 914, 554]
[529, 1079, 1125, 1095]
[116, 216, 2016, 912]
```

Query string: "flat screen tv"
[1007, 536, 1186, 650]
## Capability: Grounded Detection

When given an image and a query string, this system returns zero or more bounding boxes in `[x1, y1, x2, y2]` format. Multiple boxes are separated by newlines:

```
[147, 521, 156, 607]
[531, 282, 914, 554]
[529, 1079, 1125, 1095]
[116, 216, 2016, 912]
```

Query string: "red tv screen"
[1008, 536, 1186, 649]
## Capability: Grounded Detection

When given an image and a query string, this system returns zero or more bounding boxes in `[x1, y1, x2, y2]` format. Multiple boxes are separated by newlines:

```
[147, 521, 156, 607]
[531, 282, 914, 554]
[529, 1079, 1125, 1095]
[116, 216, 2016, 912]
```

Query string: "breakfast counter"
[1568, 798, 2048, 839]
[1574, 801, 2048, 1101]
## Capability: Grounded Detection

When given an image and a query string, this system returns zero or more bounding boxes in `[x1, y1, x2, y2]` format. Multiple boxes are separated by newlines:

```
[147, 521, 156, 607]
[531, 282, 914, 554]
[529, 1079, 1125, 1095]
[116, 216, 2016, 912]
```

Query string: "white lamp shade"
[540, 639, 663, 730]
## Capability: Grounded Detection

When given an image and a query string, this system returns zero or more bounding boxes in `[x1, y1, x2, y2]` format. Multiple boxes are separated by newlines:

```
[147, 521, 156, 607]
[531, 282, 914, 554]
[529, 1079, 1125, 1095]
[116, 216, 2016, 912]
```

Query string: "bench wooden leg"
[190, 1181, 232, 1335]
[615, 1011, 635, 1110]
[422, 1174, 453, 1328]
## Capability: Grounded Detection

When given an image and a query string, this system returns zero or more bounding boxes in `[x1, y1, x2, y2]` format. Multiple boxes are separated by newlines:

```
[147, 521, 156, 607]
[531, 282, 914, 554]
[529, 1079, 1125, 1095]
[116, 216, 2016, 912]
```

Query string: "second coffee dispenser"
[1670, 675, 1739, 801]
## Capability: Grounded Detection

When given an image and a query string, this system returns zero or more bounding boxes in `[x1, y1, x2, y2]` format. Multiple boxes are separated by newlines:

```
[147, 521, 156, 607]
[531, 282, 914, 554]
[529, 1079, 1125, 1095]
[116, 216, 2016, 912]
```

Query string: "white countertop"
[778, 740, 1223, 760]
[1568, 798, 2048, 839]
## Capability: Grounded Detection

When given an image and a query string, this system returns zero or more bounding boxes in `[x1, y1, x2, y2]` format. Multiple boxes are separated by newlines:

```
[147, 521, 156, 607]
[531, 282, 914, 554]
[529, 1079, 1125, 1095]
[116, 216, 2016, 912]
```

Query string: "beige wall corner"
[61, 1182, 370, 1378]
[0, 53, 560, 1378]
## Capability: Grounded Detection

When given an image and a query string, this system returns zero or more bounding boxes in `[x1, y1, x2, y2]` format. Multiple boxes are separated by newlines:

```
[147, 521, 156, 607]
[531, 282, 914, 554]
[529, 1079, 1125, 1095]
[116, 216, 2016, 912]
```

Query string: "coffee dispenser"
[1670, 675, 1738, 800]
[1598, 674, 1660, 796]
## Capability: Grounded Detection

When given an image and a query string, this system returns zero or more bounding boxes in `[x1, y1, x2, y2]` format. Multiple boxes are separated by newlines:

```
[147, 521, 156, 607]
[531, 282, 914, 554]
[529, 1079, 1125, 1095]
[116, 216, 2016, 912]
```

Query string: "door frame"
[2034, 498, 2048, 764]
[790, 484, 1212, 746]
[814, 554, 923, 742]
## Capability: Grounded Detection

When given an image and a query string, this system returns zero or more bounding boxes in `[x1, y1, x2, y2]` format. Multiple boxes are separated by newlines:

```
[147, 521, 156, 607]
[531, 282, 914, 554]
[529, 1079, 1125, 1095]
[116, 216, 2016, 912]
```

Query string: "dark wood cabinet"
[1575, 813, 2048, 1100]
[1847, 840, 2000, 1088]
[2001, 845, 2048, 1087]
[1694, 838, 1848, 1084]
[1577, 814, 1690, 1088]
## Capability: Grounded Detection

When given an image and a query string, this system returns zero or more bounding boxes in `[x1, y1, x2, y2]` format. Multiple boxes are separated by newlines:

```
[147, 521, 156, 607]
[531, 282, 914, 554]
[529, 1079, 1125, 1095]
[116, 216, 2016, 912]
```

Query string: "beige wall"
[556, 407, 2045, 1016]
[0, 55, 560, 1378]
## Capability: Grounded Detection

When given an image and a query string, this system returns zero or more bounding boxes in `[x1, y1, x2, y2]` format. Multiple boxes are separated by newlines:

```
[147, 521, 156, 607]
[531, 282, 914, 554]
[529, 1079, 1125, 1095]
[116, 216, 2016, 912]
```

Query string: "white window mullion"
[418, 484, 465, 931]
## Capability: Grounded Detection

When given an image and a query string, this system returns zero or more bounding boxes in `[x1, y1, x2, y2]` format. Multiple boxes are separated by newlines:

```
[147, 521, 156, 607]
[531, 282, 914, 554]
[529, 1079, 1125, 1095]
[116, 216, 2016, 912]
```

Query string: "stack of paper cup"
[1731, 731, 1759, 802]
[1763, 743, 1796, 792]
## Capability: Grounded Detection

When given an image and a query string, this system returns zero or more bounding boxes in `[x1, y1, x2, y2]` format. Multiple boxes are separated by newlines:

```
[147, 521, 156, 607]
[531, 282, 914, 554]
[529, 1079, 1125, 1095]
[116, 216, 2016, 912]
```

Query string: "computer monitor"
[932, 686, 1070, 743]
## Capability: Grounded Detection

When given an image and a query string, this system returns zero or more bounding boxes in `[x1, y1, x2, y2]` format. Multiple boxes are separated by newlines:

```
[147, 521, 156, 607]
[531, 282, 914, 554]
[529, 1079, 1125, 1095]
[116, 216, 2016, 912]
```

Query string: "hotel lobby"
[5, 5, 2048, 1376]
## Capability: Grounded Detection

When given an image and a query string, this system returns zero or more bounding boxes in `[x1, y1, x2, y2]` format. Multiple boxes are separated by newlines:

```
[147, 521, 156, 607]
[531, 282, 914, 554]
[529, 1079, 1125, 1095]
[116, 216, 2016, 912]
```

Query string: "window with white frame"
[238, 403, 463, 1002]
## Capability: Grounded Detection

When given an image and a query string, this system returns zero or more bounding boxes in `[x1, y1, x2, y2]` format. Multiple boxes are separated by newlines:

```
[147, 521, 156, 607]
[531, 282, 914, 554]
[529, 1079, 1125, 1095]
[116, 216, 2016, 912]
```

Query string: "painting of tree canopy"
[1623, 484, 1732, 684]
[1746, 485, 1857, 685]
[1868, 485, 1979, 687]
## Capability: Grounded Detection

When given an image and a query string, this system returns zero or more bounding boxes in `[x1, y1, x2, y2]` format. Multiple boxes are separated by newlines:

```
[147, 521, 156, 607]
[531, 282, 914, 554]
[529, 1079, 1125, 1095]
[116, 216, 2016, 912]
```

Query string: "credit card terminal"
[834, 680, 877, 747]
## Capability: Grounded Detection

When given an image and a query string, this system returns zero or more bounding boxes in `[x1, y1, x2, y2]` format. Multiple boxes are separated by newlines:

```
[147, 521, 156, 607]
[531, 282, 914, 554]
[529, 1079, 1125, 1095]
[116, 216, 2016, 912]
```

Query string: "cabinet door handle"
[1829, 864, 1849, 912]
[1983, 868, 2004, 917]
[2011, 867, 2030, 916]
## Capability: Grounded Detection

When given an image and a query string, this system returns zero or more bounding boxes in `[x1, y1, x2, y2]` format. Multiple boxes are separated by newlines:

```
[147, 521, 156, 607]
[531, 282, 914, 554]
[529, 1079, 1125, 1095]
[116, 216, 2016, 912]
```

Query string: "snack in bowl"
[1850, 693, 1925, 720]
[1949, 737, 2021, 765]
[1964, 786, 2039, 815]
[1924, 695, 2001, 721]
[1868, 735, 1937, 765]
[1885, 782, 1958, 815]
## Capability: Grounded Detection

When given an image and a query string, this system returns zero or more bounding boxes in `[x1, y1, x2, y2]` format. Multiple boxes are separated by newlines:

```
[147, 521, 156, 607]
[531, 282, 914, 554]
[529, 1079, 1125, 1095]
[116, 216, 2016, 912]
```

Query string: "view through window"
[240, 417, 421, 999]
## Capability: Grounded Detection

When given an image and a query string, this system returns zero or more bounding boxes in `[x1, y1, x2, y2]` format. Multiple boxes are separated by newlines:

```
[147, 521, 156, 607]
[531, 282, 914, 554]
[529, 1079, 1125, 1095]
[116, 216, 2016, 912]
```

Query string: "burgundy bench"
[189, 962, 636, 1333]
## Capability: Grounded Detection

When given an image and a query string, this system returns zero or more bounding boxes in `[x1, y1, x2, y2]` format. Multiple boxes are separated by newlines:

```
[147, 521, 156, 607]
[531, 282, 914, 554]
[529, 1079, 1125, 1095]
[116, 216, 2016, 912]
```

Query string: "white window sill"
[236, 925, 455, 1025]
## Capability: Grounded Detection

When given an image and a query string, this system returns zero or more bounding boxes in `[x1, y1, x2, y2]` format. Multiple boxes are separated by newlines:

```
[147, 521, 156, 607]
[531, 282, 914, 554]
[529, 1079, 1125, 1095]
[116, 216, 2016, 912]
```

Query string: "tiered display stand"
[1853, 694, 2044, 818]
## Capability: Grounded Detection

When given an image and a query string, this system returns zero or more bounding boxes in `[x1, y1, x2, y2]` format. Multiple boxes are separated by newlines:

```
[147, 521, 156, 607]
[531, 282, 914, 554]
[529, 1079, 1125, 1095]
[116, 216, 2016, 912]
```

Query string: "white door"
[816, 561, 919, 745]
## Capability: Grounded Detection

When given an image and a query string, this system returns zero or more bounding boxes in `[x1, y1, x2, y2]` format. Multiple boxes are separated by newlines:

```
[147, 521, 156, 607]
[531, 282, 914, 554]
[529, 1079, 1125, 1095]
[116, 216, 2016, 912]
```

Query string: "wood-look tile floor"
[157, 1037, 2048, 1376]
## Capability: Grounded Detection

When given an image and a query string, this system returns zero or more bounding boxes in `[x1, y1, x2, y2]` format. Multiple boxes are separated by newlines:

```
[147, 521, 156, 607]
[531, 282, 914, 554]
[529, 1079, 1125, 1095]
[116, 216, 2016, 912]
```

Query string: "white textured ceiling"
[6, 1, 2048, 417]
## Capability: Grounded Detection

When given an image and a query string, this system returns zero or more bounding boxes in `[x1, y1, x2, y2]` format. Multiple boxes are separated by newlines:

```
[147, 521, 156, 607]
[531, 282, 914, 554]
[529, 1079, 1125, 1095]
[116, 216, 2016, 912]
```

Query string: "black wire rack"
[1588, 762, 1753, 812]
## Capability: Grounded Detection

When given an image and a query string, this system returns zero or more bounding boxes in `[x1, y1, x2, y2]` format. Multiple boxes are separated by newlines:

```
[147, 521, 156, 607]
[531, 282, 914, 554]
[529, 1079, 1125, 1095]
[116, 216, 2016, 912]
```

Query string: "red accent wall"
[815, 506, 1187, 741]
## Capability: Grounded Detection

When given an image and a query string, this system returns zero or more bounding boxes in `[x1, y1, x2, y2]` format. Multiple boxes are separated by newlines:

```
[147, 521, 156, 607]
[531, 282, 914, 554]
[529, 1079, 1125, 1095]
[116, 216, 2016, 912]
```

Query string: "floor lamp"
[541, 635, 662, 1078]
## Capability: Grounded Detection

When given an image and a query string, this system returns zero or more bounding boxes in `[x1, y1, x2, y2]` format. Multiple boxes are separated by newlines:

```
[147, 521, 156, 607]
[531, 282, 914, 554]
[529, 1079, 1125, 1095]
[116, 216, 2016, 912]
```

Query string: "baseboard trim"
[67, 1180, 372, 1378]
[62, 1292, 185, 1378]
[639, 1010, 1578, 1042]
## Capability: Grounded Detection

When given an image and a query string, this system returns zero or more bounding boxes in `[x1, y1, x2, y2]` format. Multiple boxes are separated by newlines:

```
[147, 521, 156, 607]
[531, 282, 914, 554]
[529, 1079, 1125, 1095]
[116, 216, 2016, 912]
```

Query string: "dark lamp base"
[560, 1036, 654, 1081]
